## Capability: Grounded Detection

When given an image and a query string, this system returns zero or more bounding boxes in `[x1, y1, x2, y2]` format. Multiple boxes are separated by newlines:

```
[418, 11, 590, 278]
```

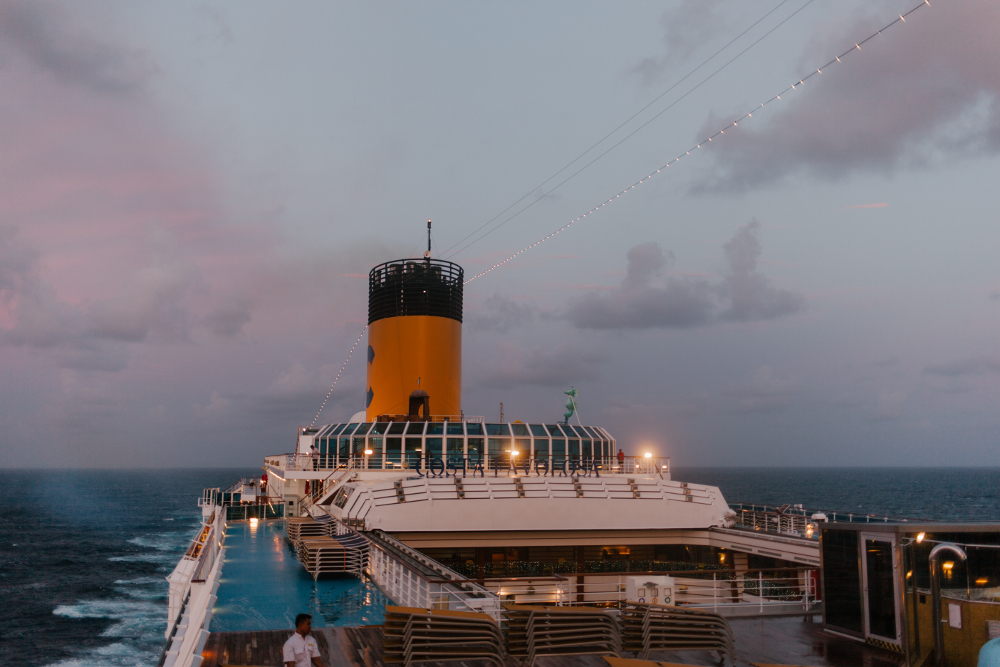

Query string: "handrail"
[730, 501, 914, 524]
[266, 453, 671, 475]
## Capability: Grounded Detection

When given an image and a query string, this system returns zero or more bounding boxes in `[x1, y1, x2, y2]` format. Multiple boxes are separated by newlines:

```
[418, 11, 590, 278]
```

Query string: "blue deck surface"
[210, 519, 390, 631]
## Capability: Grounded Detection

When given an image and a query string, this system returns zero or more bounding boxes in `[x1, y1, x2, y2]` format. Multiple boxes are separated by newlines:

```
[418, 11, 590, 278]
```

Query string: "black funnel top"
[368, 259, 463, 325]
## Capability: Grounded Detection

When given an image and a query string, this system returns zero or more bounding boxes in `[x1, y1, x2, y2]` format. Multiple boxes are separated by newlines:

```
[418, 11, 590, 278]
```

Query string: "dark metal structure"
[368, 259, 463, 324]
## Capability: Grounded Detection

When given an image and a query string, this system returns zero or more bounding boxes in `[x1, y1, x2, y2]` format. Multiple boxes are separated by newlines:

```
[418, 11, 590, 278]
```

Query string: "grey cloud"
[633, 0, 727, 85]
[467, 295, 535, 333]
[694, 0, 1000, 192]
[0, 225, 200, 369]
[204, 299, 253, 337]
[86, 228, 198, 343]
[54, 341, 129, 373]
[924, 357, 1000, 378]
[990, 290, 1000, 302]
[479, 342, 606, 390]
[568, 222, 804, 330]
[0, 1, 157, 95]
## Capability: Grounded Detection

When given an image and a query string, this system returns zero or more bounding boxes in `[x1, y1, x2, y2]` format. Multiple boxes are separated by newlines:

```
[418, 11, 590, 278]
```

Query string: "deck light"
[942, 561, 954, 572]
[644, 452, 652, 459]
[364, 449, 373, 455]
[976, 577, 989, 585]
[249, 517, 258, 525]
[512, 450, 519, 456]
[916, 532, 926, 543]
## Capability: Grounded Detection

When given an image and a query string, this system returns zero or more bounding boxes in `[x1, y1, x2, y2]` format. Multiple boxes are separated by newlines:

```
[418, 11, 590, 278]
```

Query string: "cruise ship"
[161, 252, 1000, 667]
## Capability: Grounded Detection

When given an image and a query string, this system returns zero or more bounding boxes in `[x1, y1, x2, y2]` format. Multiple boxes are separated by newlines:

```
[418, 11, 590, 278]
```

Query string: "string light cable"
[437, 0, 799, 260]
[463, 0, 929, 285]
[310, 0, 929, 423]
[446, 0, 823, 261]
[309, 325, 368, 427]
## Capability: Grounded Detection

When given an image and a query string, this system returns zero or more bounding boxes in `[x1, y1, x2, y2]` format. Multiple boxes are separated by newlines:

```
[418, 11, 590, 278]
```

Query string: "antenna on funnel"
[424, 219, 432, 259]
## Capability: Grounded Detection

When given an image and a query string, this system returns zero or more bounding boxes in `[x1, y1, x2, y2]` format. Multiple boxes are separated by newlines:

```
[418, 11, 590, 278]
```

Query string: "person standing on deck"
[284, 614, 326, 667]
[617, 449, 625, 467]
[310, 443, 319, 470]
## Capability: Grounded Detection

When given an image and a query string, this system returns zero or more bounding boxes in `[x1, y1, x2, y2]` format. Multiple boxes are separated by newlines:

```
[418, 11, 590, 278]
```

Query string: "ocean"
[2, 466, 999, 667]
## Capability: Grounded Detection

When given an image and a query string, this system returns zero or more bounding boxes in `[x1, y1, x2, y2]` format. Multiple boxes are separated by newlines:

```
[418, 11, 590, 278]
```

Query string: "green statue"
[563, 386, 577, 424]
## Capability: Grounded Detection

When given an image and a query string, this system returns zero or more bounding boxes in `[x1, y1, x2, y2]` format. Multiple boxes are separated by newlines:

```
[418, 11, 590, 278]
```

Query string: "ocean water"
[2, 467, 999, 667]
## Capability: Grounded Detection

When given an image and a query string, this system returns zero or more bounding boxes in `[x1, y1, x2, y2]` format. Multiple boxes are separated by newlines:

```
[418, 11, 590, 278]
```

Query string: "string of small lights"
[310, 0, 929, 422]
[463, 0, 929, 285]
[309, 325, 368, 427]
[438, 0, 798, 260]
[446, 0, 820, 262]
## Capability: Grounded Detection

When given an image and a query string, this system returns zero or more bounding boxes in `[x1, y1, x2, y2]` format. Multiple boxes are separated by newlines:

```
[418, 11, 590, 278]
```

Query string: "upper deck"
[279, 420, 629, 479]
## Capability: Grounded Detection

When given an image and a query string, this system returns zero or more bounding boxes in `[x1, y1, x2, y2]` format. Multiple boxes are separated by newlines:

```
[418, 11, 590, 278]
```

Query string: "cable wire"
[310, 0, 930, 423]
[448, 0, 820, 261]
[438, 0, 798, 260]
[463, 0, 929, 284]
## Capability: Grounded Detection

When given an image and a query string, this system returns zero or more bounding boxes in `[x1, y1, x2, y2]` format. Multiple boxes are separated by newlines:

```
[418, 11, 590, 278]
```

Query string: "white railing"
[161, 508, 227, 667]
[469, 567, 819, 617]
[366, 530, 501, 620]
[267, 453, 670, 477]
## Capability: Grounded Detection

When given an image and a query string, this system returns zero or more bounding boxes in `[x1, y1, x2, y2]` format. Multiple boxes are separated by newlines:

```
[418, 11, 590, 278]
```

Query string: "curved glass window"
[547, 424, 565, 437]
[331, 424, 347, 435]
[386, 437, 402, 464]
[446, 438, 464, 460]
[467, 437, 484, 462]
[353, 436, 366, 455]
[426, 422, 444, 435]
[568, 439, 580, 460]
[533, 439, 550, 460]
[425, 437, 443, 461]
[511, 423, 529, 436]
[529, 424, 548, 437]
[404, 437, 423, 468]
[514, 439, 530, 464]
[485, 423, 510, 436]
[466, 422, 484, 436]
[447, 422, 464, 435]
[487, 437, 509, 461]
[341, 423, 359, 436]
[405, 422, 426, 435]
[551, 438, 565, 463]
[388, 422, 406, 435]
[371, 422, 390, 435]
[339, 437, 350, 459]
[368, 437, 383, 469]
[356, 423, 373, 436]
[582, 440, 592, 459]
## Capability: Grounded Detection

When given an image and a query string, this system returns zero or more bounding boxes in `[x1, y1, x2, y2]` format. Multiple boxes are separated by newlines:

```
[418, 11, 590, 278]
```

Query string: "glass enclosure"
[309, 421, 616, 471]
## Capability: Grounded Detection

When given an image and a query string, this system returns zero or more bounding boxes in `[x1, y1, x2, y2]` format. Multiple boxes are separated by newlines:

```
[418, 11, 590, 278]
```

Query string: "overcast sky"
[0, 0, 997, 468]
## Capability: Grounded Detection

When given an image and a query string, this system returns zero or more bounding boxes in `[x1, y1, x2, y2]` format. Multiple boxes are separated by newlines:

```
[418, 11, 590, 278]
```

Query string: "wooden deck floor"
[201, 616, 906, 667]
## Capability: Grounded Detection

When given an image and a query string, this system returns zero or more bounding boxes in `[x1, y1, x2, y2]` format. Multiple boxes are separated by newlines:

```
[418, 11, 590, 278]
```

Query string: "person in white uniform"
[283, 614, 326, 667]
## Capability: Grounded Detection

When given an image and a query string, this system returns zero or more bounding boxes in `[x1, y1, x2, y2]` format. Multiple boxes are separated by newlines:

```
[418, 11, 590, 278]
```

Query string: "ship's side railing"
[161, 507, 227, 667]
[729, 502, 913, 539]
[267, 453, 671, 477]
[456, 566, 819, 617]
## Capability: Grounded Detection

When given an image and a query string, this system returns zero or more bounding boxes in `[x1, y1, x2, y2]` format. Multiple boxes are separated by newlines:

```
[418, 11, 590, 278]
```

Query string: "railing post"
[759, 572, 763, 613]
[713, 573, 717, 612]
